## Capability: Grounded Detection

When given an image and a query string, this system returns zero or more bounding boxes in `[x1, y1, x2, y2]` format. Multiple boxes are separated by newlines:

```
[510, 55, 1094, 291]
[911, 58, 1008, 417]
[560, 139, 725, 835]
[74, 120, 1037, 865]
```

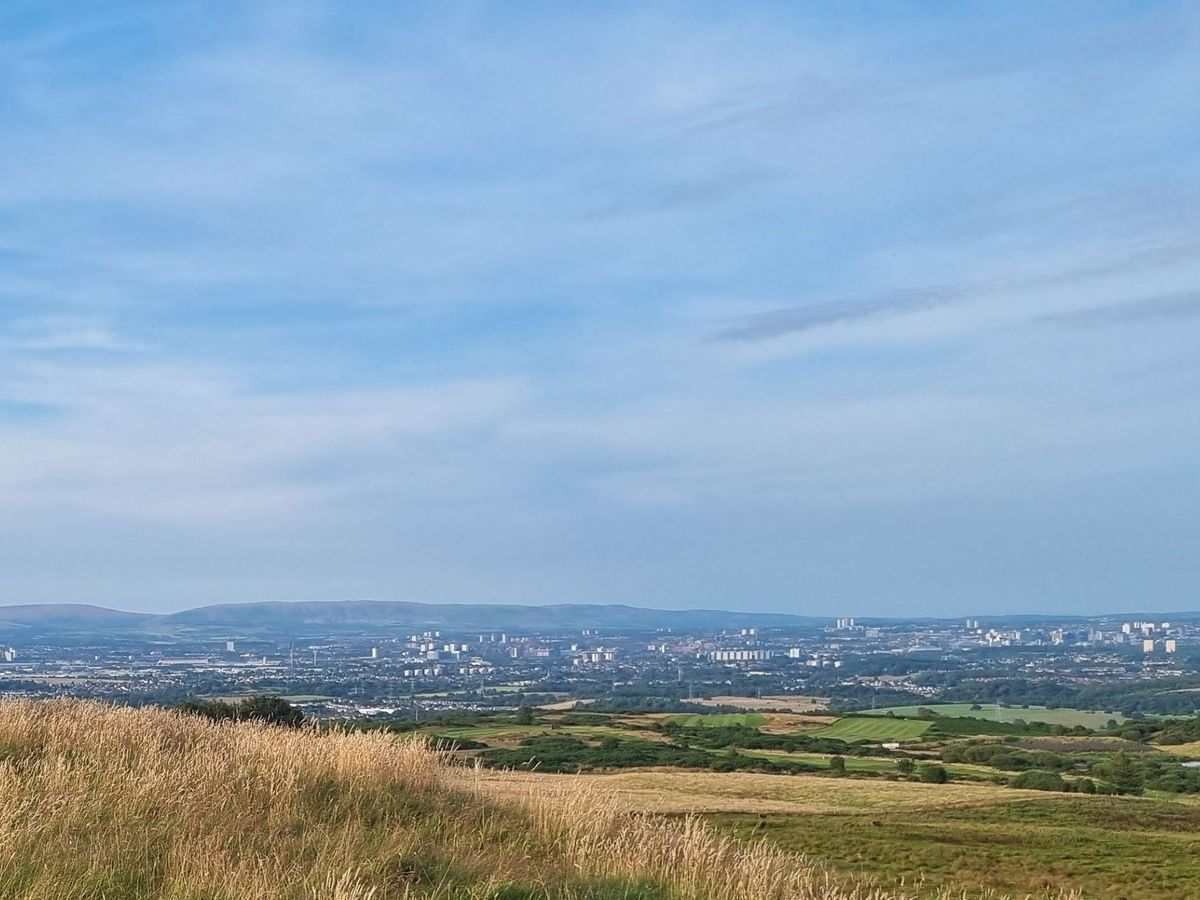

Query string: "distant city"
[3, 603, 1197, 720]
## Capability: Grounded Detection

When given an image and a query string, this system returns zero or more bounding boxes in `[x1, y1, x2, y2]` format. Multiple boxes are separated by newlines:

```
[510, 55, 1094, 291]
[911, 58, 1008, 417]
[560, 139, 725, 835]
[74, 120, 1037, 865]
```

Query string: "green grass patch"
[710, 796, 1200, 899]
[812, 718, 933, 742]
[430, 724, 625, 743]
[864, 704, 1123, 728]
[663, 713, 768, 728]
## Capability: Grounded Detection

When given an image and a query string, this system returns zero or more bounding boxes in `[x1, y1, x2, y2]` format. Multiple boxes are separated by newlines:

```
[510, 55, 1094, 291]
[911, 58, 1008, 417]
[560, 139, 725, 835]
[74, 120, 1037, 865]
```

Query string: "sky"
[0, 2, 1198, 617]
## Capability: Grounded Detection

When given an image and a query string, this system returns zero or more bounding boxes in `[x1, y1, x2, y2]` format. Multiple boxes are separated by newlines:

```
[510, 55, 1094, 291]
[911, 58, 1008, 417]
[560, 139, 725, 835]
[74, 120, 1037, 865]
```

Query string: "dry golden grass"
[759, 713, 840, 733]
[0, 699, 955, 900]
[1157, 740, 1200, 757]
[467, 768, 1054, 817]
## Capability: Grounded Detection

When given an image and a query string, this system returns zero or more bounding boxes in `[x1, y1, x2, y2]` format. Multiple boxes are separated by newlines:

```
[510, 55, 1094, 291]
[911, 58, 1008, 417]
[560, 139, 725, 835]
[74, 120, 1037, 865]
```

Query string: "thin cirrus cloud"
[709, 237, 1200, 342]
[1039, 291, 1200, 328]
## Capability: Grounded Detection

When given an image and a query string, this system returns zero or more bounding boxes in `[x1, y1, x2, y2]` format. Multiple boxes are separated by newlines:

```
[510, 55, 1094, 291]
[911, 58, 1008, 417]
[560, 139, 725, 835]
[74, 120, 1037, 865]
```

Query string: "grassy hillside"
[475, 769, 1199, 898]
[0, 700, 915, 900]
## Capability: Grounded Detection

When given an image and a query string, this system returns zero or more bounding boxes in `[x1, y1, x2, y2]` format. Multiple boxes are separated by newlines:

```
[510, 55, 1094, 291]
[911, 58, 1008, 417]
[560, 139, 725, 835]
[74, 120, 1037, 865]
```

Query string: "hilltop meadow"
[0, 699, 977, 900]
[10, 699, 1200, 898]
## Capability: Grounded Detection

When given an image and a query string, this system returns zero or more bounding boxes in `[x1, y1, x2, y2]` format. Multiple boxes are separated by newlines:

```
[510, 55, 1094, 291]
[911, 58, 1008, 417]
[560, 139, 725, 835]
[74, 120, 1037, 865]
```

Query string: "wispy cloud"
[709, 237, 1200, 342]
[0, 317, 143, 353]
[709, 286, 963, 341]
[1039, 291, 1200, 328]
[0, 355, 528, 525]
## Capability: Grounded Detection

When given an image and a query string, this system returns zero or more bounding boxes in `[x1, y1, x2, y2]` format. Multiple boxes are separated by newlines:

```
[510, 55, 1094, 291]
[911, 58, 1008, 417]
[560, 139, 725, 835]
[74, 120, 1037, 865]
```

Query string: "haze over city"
[1, 3, 1197, 615]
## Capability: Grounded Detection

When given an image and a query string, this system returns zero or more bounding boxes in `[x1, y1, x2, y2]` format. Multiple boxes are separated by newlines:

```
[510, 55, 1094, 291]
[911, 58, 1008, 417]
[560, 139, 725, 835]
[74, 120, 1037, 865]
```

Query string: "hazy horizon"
[2, 4, 1198, 616]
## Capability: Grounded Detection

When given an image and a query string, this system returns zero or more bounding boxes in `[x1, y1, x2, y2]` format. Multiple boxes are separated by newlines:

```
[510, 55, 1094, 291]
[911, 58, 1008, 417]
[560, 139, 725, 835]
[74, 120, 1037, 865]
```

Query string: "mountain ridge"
[0, 599, 822, 634]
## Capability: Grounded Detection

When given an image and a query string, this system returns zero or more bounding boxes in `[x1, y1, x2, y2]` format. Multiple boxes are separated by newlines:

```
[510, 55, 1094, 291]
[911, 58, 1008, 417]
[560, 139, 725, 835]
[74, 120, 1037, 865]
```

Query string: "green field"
[712, 796, 1200, 898]
[498, 765, 1200, 899]
[864, 703, 1124, 728]
[432, 723, 621, 741]
[739, 749, 998, 780]
[812, 717, 933, 741]
[665, 712, 767, 728]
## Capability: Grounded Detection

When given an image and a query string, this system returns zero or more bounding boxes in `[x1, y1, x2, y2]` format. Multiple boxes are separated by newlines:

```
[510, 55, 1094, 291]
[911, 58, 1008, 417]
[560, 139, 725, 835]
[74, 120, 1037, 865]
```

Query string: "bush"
[918, 764, 948, 784]
[1010, 770, 1066, 792]
[829, 755, 846, 775]
[239, 695, 305, 728]
[175, 695, 304, 728]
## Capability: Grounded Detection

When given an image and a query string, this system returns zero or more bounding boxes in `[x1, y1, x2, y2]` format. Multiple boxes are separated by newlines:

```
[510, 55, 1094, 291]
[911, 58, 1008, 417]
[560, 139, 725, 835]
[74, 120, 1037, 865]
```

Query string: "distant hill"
[0, 599, 821, 636]
[0, 603, 154, 632]
[161, 600, 819, 632]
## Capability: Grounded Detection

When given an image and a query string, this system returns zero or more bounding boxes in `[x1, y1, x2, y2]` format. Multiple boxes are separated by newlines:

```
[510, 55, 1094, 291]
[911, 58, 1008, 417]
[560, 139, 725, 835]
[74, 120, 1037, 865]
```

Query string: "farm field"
[664, 712, 767, 728]
[811, 717, 933, 741]
[739, 749, 1001, 780]
[1159, 740, 1200, 757]
[431, 722, 651, 744]
[864, 703, 1125, 728]
[758, 712, 838, 732]
[476, 768, 1200, 898]
[693, 695, 829, 712]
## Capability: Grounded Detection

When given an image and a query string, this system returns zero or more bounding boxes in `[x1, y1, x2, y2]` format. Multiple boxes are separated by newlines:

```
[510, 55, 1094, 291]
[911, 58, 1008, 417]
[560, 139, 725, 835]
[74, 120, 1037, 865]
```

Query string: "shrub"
[1010, 770, 1066, 792]
[918, 764, 948, 784]
[238, 695, 305, 727]
[175, 695, 304, 728]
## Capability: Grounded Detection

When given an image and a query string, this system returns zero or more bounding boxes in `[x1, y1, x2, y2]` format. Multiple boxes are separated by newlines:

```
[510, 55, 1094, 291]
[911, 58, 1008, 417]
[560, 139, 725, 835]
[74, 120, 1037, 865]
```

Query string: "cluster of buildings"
[1, 609, 1197, 720]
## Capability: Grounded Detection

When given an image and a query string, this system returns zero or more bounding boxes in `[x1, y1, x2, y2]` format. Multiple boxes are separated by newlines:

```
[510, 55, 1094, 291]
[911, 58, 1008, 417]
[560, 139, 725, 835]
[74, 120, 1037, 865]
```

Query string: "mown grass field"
[663, 712, 767, 728]
[864, 703, 1124, 728]
[812, 717, 933, 741]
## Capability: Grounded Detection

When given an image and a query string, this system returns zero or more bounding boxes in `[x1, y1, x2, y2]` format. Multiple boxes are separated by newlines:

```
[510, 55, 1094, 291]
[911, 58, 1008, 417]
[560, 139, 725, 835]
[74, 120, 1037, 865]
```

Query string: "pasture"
[664, 712, 768, 728]
[864, 703, 1124, 728]
[693, 695, 828, 712]
[811, 717, 933, 741]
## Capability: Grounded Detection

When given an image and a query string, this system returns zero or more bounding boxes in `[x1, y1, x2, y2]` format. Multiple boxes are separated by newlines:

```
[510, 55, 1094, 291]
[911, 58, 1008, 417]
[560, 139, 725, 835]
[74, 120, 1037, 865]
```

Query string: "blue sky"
[1, 2, 1198, 616]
